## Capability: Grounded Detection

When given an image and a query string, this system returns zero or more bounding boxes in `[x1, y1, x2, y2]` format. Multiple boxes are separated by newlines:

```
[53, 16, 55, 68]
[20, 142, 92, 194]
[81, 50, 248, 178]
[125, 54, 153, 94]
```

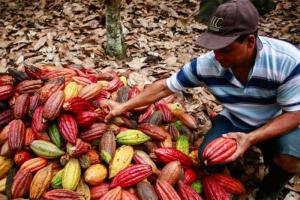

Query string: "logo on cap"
[209, 16, 223, 32]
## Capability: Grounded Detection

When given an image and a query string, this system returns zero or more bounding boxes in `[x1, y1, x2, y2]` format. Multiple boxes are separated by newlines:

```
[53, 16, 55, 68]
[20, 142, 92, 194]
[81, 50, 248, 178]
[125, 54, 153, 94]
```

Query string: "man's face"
[213, 35, 256, 69]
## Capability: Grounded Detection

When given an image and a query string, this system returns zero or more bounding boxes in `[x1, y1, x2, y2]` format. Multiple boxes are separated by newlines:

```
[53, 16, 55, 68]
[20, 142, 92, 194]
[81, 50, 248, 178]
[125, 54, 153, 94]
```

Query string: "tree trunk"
[105, 0, 126, 59]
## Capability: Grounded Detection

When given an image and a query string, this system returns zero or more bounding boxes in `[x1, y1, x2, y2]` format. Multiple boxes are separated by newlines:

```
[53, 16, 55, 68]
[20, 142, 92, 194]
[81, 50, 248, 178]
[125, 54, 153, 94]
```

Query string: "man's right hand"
[104, 100, 125, 122]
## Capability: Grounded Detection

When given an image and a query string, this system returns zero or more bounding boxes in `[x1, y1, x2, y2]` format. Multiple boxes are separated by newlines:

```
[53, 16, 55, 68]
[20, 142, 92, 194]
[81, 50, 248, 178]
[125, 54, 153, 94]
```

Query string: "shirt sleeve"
[277, 63, 300, 111]
[166, 57, 206, 93]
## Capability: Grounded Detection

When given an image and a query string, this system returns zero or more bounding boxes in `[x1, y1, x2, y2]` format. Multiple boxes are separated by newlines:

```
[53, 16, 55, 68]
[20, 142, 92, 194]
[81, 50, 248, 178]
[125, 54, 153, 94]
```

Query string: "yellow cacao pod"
[109, 145, 133, 178]
[0, 177, 6, 192]
[62, 158, 81, 190]
[64, 81, 79, 101]
[0, 156, 13, 179]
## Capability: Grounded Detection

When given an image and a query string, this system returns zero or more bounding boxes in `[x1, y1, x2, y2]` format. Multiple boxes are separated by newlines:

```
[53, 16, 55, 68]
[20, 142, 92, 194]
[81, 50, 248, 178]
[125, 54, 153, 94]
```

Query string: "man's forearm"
[248, 110, 300, 145]
[122, 79, 173, 112]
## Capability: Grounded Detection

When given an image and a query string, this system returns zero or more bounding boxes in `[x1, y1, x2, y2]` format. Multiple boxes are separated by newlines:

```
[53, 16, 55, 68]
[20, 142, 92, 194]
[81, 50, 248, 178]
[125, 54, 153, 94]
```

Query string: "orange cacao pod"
[175, 112, 198, 129]
[30, 164, 53, 200]
[20, 157, 48, 173]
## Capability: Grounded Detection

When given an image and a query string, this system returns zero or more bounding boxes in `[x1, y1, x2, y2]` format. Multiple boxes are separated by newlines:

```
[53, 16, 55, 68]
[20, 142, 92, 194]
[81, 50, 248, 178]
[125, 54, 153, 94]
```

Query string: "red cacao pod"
[202, 175, 229, 200]
[211, 173, 246, 194]
[202, 137, 237, 166]
[58, 114, 78, 145]
[154, 147, 193, 167]
[110, 164, 152, 188]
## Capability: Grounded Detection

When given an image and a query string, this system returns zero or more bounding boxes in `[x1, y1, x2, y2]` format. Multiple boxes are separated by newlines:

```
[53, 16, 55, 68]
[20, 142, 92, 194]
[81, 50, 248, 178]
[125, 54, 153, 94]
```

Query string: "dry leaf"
[33, 36, 47, 51]
[0, 41, 12, 49]
[126, 57, 147, 70]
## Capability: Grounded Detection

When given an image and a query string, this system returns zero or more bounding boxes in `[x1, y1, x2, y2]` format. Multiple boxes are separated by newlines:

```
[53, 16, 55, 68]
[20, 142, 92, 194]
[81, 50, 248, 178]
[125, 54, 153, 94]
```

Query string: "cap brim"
[196, 32, 239, 50]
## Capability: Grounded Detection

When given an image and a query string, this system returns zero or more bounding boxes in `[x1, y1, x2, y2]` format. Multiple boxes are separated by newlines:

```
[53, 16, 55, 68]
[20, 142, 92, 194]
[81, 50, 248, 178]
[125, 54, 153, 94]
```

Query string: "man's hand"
[104, 100, 125, 122]
[222, 132, 252, 163]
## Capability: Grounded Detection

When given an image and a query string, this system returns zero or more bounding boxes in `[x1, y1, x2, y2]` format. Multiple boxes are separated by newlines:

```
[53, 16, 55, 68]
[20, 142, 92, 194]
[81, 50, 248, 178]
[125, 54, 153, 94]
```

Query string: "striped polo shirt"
[166, 36, 300, 127]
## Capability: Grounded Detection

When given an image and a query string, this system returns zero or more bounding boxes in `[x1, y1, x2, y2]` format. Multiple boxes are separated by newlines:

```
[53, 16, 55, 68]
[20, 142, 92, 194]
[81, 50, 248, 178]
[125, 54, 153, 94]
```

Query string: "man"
[105, 0, 300, 199]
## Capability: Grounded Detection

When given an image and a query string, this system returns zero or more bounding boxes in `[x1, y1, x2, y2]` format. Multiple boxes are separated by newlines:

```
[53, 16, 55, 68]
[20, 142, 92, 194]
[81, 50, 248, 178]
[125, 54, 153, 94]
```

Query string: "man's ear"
[246, 35, 256, 49]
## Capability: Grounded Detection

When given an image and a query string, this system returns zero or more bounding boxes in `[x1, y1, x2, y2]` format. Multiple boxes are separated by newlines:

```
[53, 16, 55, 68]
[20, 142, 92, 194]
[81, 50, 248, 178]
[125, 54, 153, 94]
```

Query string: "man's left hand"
[222, 132, 252, 163]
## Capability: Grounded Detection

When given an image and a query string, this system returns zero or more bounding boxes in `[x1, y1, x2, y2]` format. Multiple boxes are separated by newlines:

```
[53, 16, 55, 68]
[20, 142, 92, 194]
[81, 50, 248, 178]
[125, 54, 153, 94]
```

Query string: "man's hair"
[236, 30, 258, 43]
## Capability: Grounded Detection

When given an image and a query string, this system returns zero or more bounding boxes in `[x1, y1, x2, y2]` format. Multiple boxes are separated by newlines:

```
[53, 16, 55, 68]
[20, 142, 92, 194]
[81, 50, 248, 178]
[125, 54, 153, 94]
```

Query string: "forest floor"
[0, 0, 300, 199]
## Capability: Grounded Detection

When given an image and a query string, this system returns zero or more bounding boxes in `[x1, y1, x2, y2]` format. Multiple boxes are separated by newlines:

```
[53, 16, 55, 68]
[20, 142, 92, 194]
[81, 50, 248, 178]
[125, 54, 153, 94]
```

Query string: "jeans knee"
[273, 154, 300, 174]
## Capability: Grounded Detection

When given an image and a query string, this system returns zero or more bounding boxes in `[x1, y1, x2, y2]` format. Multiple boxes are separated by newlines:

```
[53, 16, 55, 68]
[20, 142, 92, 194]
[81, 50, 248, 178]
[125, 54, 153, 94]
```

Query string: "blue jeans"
[198, 115, 300, 163]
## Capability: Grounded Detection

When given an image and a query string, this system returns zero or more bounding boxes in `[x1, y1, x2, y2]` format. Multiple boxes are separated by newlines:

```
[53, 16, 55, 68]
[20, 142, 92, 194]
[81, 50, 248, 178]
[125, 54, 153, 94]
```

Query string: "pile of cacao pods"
[0, 65, 245, 200]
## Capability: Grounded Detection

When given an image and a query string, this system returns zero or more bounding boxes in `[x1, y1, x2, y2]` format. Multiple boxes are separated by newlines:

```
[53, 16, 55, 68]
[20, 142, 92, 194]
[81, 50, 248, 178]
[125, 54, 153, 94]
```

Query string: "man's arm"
[248, 110, 300, 145]
[225, 110, 300, 162]
[105, 79, 173, 121]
